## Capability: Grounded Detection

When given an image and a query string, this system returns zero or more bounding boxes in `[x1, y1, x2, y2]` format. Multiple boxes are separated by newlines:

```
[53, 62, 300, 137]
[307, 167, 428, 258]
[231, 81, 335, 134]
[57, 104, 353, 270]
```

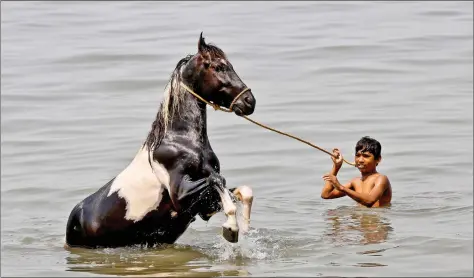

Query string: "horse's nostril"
[244, 95, 255, 106]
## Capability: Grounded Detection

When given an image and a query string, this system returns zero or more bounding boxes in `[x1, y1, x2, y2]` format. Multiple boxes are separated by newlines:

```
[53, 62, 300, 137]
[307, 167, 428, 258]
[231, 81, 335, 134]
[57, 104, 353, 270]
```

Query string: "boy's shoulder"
[374, 173, 391, 186]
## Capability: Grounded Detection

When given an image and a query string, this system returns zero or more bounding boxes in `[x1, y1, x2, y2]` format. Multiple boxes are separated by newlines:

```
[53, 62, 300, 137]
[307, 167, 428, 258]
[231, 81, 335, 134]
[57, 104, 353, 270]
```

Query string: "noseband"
[180, 82, 250, 113]
[229, 87, 251, 111]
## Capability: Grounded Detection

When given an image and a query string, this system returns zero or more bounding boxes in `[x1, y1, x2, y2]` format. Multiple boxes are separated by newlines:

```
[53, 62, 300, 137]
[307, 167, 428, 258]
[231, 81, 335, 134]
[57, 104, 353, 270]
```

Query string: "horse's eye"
[215, 65, 224, 72]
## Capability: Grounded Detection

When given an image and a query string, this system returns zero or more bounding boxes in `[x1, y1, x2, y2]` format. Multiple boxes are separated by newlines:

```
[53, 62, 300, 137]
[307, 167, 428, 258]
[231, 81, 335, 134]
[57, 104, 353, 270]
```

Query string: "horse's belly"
[132, 210, 193, 245]
[102, 195, 192, 247]
[68, 209, 189, 248]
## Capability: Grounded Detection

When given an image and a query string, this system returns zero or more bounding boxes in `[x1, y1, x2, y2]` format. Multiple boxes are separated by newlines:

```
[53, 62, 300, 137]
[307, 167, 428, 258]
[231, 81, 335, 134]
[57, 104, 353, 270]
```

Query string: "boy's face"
[355, 150, 380, 174]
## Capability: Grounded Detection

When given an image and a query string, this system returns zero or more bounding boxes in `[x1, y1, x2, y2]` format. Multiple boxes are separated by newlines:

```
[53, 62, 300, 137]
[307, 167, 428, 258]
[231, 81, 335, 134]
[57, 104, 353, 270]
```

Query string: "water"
[1, 1, 472, 277]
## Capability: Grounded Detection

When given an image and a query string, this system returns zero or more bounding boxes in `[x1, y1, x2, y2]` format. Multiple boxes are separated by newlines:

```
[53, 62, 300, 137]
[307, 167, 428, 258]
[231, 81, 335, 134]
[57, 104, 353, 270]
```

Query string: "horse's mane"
[143, 42, 227, 153]
[200, 43, 226, 60]
[144, 54, 193, 152]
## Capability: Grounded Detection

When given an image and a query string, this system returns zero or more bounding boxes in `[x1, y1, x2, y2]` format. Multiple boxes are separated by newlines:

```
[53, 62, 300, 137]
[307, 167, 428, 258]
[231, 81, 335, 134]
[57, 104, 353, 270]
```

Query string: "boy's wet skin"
[321, 136, 392, 208]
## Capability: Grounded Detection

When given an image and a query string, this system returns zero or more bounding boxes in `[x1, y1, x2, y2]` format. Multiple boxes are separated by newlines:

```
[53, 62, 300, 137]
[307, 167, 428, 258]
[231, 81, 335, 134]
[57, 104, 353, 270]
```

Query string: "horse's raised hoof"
[222, 225, 239, 243]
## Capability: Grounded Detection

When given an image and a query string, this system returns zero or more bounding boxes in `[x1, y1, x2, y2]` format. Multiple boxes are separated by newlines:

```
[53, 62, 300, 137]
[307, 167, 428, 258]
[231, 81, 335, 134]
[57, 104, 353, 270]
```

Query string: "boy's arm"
[321, 148, 349, 199]
[321, 166, 352, 199]
[335, 175, 389, 207]
[321, 180, 352, 199]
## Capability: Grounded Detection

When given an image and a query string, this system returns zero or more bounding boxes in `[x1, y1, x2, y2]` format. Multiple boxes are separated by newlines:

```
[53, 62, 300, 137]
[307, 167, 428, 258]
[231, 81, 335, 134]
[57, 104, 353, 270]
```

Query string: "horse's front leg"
[209, 174, 239, 243]
[231, 185, 254, 233]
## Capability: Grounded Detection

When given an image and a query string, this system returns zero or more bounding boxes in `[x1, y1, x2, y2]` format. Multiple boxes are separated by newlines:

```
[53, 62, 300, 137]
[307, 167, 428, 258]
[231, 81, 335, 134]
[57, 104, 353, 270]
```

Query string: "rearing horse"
[65, 33, 256, 248]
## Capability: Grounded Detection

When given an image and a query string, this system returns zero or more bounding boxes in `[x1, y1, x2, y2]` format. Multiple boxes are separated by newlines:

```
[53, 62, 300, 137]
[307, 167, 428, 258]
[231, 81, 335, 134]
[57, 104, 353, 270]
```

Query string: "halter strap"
[180, 82, 250, 113]
[229, 87, 250, 111]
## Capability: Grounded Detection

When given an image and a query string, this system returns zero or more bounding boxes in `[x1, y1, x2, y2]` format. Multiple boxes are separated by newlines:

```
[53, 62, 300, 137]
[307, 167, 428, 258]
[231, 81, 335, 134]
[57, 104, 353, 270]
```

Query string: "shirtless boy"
[321, 136, 392, 208]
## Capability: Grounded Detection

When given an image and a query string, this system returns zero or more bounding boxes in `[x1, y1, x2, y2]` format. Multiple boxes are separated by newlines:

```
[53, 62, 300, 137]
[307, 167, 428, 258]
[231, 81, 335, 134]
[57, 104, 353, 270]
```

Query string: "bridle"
[180, 82, 250, 113]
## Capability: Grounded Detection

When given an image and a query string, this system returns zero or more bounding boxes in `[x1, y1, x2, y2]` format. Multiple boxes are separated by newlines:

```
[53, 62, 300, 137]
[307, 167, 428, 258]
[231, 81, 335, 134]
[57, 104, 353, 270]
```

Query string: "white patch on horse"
[215, 185, 238, 232]
[232, 185, 253, 233]
[108, 146, 170, 222]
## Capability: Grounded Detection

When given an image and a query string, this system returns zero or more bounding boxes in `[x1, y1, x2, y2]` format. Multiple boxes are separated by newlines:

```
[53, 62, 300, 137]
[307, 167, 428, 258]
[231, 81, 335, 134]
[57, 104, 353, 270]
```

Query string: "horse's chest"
[166, 142, 218, 175]
[158, 136, 219, 174]
[205, 152, 220, 172]
[186, 149, 219, 177]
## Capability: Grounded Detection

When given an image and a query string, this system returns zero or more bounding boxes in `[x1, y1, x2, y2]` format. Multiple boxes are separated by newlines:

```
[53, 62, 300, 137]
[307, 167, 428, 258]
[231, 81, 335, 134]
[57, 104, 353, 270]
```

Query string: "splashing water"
[194, 203, 291, 262]
[209, 228, 284, 262]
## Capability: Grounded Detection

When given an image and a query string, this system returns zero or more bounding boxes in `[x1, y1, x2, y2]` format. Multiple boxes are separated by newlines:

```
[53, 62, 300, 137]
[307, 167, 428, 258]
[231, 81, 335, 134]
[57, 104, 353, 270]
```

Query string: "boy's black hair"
[355, 136, 382, 160]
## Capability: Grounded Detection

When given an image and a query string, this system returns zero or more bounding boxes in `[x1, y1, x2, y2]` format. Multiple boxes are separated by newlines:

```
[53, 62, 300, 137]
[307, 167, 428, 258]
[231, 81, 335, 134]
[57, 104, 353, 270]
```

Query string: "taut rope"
[180, 82, 356, 167]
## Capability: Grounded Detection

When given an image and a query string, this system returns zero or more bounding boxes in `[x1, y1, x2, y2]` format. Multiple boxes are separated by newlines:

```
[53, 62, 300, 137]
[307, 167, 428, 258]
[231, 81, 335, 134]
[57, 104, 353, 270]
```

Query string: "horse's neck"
[168, 92, 209, 143]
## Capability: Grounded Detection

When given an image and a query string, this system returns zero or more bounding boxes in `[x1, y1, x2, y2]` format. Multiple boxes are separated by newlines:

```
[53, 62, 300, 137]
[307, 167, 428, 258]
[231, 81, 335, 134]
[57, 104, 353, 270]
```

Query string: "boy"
[321, 136, 392, 208]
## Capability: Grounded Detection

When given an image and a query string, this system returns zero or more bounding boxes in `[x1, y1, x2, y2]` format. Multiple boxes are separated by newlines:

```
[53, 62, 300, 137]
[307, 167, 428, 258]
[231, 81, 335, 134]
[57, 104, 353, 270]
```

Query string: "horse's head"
[181, 32, 256, 116]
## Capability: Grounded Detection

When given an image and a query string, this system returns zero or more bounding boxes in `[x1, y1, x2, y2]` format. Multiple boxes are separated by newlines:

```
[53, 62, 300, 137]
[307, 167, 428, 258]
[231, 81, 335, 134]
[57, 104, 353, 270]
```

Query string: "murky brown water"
[1, 1, 473, 277]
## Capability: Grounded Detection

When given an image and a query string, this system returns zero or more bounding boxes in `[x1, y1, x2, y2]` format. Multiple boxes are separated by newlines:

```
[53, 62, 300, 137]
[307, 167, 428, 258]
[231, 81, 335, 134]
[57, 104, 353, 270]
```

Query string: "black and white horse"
[65, 33, 256, 248]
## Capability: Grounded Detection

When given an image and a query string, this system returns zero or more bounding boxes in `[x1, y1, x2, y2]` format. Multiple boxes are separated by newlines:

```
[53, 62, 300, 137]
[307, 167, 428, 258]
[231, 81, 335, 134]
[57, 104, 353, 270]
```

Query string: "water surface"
[1, 1, 473, 277]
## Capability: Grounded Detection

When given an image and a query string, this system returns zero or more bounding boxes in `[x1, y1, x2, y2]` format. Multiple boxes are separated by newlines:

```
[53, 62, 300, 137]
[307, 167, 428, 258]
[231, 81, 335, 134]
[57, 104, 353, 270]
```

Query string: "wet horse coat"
[65, 33, 256, 248]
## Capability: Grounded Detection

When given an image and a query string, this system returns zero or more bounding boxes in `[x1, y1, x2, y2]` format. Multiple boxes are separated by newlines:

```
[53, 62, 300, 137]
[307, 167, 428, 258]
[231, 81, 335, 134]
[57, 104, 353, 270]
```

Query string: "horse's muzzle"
[232, 90, 255, 116]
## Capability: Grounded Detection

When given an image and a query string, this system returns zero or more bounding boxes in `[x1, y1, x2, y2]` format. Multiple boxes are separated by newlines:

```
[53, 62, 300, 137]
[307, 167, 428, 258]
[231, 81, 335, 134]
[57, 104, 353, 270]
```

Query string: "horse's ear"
[198, 32, 206, 54]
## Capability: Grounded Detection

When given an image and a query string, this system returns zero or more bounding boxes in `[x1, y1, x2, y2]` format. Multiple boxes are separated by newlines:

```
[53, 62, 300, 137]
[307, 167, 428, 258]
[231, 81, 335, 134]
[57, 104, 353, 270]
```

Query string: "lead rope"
[180, 83, 356, 167]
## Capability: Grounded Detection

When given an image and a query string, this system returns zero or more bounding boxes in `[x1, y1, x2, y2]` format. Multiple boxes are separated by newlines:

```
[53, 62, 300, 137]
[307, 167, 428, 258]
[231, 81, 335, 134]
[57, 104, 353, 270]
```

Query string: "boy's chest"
[353, 178, 376, 193]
